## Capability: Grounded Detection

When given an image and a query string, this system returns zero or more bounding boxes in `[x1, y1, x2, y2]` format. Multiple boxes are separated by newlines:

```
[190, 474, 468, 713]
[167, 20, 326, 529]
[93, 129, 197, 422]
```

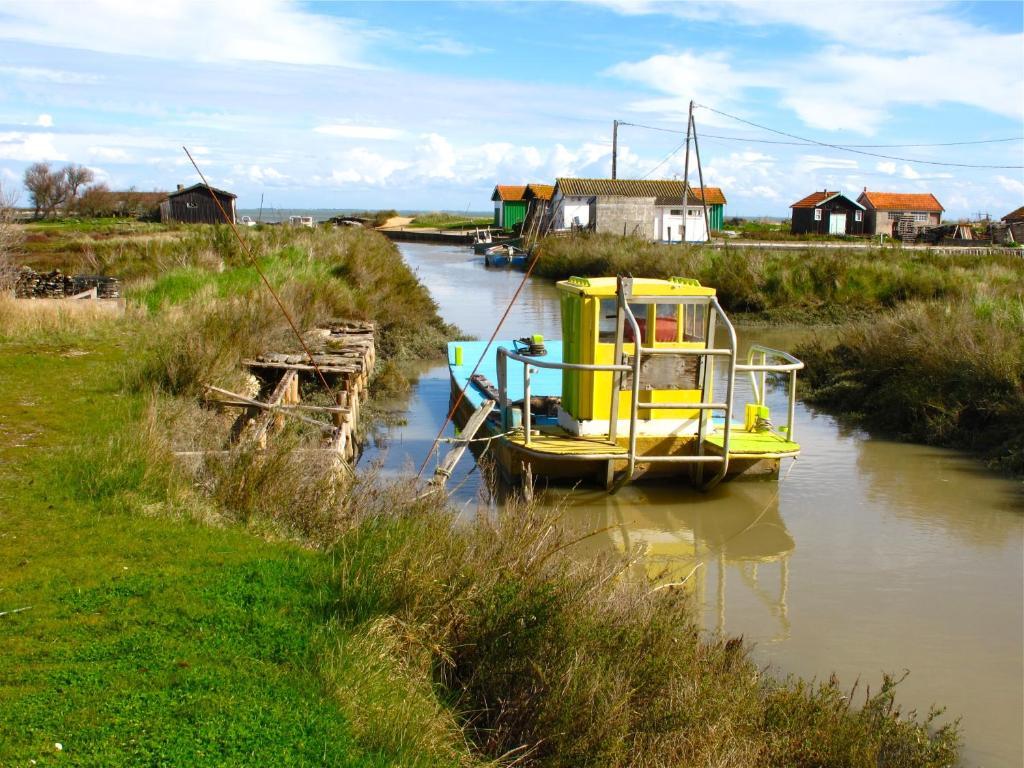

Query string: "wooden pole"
[681, 101, 694, 245]
[257, 193, 264, 224]
[612, 120, 619, 179]
[691, 111, 712, 243]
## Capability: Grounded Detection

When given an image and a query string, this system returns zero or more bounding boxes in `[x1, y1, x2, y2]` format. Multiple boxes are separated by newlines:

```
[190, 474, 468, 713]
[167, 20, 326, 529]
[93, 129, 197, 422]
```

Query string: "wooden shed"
[161, 183, 237, 225]
[790, 190, 865, 236]
[491, 185, 528, 229]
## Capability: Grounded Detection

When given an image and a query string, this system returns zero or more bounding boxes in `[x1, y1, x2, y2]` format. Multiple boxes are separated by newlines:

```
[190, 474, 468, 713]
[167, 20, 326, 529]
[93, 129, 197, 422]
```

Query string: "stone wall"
[14, 267, 121, 299]
[592, 196, 656, 239]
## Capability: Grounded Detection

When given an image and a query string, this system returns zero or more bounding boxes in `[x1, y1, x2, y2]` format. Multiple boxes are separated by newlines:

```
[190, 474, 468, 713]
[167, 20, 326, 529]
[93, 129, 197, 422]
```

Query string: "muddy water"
[365, 242, 1024, 767]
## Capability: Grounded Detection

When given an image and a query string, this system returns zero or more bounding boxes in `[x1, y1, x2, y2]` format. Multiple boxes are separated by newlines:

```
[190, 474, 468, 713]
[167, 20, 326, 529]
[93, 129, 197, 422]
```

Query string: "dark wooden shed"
[790, 191, 866, 236]
[161, 183, 237, 225]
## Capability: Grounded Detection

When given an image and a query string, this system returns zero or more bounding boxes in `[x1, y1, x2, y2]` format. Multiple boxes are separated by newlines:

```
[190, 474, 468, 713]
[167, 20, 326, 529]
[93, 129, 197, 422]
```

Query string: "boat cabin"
[447, 275, 804, 490]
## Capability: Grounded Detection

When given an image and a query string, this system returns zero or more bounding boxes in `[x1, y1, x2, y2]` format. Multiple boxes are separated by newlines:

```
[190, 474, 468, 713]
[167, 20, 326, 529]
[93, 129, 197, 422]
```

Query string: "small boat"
[484, 244, 529, 268]
[472, 228, 494, 254]
[289, 215, 315, 228]
[447, 276, 804, 490]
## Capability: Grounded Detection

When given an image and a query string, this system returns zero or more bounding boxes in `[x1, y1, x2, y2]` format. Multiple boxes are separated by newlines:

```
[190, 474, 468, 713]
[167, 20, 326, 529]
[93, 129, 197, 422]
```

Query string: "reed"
[533, 232, 1023, 321]
[798, 295, 1024, 473]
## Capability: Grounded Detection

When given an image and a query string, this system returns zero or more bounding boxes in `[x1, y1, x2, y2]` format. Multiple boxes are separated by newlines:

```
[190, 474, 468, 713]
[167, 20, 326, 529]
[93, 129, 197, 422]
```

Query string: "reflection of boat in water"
[483, 244, 529, 267]
[448, 276, 804, 490]
[565, 481, 794, 639]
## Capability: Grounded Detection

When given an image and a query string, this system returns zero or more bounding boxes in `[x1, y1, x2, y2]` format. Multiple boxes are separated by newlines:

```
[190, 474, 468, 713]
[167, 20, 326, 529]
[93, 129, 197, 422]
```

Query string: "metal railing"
[735, 345, 804, 442]
[494, 278, 744, 491]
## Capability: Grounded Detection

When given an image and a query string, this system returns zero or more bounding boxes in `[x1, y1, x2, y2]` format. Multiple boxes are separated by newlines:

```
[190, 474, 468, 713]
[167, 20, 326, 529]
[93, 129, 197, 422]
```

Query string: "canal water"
[363, 242, 1024, 767]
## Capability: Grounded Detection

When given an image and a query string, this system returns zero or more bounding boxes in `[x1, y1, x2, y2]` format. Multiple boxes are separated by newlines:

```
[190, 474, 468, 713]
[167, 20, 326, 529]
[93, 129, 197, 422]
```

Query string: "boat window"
[598, 298, 649, 344]
[682, 302, 706, 342]
[653, 303, 681, 342]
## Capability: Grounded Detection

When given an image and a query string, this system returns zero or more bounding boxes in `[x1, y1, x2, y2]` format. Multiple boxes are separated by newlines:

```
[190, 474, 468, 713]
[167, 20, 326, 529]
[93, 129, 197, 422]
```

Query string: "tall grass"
[798, 296, 1024, 472]
[330, 488, 959, 767]
[534, 232, 1023, 320]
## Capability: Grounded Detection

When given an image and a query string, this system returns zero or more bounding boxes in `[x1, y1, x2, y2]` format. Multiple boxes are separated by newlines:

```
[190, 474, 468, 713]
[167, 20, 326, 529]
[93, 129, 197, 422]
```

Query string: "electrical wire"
[182, 146, 338, 396]
[415, 248, 545, 480]
[693, 104, 1024, 169]
[618, 119, 1024, 149]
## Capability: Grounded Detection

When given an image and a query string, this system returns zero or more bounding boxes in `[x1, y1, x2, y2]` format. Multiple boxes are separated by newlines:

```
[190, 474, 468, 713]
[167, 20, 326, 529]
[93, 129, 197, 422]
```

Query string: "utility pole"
[611, 119, 619, 179]
[691, 110, 711, 243]
[681, 101, 693, 244]
[257, 193, 264, 224]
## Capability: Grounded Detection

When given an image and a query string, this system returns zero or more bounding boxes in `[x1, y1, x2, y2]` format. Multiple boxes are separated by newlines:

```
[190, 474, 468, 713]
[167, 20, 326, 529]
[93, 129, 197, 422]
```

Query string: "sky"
[0, 0, 1022, 217]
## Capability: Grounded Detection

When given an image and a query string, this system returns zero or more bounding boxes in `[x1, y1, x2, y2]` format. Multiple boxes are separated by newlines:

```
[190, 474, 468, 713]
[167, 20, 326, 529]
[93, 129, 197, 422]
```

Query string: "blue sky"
[0, 0, 1021, 217]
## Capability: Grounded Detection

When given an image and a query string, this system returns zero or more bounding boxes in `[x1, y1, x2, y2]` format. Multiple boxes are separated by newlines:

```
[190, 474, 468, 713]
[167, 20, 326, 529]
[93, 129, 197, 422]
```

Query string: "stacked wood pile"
[15, 267, 121, 299]
[188, 321, 376, 467]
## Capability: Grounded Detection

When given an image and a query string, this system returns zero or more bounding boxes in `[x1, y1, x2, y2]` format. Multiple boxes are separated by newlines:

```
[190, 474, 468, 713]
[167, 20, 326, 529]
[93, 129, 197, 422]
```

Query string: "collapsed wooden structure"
[180, 321, 375, 467]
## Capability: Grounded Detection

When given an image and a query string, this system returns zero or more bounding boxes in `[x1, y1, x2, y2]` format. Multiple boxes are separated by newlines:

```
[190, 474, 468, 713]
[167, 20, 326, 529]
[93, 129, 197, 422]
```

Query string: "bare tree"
[63, 164, 95, 212]
[24, 162, 68, 219]
[0, 182, 24, 294]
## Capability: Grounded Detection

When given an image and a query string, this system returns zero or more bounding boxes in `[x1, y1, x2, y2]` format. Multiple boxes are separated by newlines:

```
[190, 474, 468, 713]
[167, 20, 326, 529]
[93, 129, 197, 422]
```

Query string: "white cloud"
[416, 36, 483, 56]
[314, 124, 406, 140]
[795, 155, 859, 174]
[996, 175, 1024, 196]
[35, 114, 53, 127]
[600, 3, 1023, 135]
[0, 131, 66, 161]
[0, 66, 102, 85]
[876, 162, 897, 175]
[88, 146, 130, 162]
[0, 0, 369, 67]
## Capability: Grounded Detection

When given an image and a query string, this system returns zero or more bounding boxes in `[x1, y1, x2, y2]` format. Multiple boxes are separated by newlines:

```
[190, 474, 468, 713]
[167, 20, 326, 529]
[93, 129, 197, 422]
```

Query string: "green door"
[504, 201, 527, 229]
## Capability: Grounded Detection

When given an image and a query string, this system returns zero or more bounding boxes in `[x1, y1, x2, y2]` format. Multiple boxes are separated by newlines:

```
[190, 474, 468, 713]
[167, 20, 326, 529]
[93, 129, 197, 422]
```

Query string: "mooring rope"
[415, 248, 544, 480]
[182, 146, 338, 398]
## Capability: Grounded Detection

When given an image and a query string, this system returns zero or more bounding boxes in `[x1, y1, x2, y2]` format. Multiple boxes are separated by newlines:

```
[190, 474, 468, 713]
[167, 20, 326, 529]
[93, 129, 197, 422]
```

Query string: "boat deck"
[448, 340, 799, 461]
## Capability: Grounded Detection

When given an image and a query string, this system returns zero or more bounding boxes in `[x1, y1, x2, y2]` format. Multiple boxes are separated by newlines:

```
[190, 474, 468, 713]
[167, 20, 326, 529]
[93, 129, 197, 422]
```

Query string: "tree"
[76, 183, 116, 217]
[23, 162, 68, 219]
[0, 182, 24, 293]
[62, 164, 95, 211]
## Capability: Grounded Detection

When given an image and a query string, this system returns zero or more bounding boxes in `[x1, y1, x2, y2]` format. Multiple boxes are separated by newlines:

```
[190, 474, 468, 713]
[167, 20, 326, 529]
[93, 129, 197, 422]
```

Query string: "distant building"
[789, 190, 866, 235]
[1000, 205, 1024, 243]
[161, 183, 237, 225]
[856, 189, 943, 237]
[522, 183, 555, 234]
[549, 178, 727, 242]
[491, 185, 528, 229]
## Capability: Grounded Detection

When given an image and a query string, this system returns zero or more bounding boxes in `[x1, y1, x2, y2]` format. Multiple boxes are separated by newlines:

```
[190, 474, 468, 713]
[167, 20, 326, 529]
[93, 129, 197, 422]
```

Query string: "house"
[160, 183, 237, 225]
[856, 189, 943, 237]
[491, 185, 527, 229]
[549, 178, 727, 242]
[789, 190, 866, 235]
[522, 183, 555, 234]
[1000, 205, 1024, 244]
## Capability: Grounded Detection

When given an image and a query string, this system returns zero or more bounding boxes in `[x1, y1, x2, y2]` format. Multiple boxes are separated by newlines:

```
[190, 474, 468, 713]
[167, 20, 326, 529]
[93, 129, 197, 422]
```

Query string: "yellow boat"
[448, 275, 804, 490]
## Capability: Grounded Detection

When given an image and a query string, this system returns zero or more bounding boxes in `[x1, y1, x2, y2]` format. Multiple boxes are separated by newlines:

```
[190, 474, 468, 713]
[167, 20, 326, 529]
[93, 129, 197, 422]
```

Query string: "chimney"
[863, 186, 867, 192]
[177, 184, 184, 192]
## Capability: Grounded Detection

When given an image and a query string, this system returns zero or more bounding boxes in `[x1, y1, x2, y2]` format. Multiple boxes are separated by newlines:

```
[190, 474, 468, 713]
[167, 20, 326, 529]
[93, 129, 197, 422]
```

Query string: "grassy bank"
[1, 224, 961, 765]
[533, 232, 1022, 322]
[798, 296, 1024, 473]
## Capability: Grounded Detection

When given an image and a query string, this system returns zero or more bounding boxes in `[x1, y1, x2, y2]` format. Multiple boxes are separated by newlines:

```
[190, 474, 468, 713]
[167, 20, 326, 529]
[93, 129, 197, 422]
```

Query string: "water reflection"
[561, 481, 795, 641]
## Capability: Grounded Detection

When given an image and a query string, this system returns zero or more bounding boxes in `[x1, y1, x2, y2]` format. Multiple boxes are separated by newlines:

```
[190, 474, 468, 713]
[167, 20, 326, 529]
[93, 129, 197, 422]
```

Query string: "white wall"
[655, 205, 707, 242]
[552, 193, 591, 229]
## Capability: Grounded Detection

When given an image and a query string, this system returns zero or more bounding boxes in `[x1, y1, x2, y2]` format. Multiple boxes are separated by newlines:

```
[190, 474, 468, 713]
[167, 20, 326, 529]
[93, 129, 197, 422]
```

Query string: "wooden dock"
[179, 321, 375, 467]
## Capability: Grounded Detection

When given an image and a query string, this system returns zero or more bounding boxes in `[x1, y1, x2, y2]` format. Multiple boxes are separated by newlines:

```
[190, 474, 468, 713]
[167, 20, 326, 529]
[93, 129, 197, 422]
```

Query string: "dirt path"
[378, 216, 414, 229]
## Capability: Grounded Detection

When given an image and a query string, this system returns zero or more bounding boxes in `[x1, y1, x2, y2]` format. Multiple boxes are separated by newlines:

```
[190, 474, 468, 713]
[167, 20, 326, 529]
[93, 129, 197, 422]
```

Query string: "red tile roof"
[791, 190, 839, 209]
[492, 185, 527, 202]
[1002, 205, 1024, 223]
[525, 184, 554, 201]
[859, 191, 944, 212]
[554, 178, 726, 205]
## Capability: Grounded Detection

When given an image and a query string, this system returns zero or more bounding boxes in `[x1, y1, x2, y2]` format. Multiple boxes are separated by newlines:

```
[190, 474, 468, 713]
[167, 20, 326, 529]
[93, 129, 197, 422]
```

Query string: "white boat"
[289, 215, 315, 228]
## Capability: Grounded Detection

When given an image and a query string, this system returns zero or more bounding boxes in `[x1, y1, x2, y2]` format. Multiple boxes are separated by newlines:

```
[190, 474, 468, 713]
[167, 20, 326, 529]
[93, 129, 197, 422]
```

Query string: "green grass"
[534, 232, 1023, 321]
[408, 212, 494, 230]
[0, 333, 473, 767]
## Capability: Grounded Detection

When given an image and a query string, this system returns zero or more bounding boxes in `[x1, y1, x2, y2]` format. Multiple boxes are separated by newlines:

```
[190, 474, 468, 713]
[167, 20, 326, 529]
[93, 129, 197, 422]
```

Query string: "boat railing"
[496, 348, 631, 444]
[735, 345, 804, 442]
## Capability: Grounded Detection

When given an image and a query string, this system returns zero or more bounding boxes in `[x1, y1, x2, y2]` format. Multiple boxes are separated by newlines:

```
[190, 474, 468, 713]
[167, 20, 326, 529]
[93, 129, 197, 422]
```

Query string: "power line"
[618, 119, 1024, 148]
[693, 104, 1023, 169]
[638, 139, 688, 180]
